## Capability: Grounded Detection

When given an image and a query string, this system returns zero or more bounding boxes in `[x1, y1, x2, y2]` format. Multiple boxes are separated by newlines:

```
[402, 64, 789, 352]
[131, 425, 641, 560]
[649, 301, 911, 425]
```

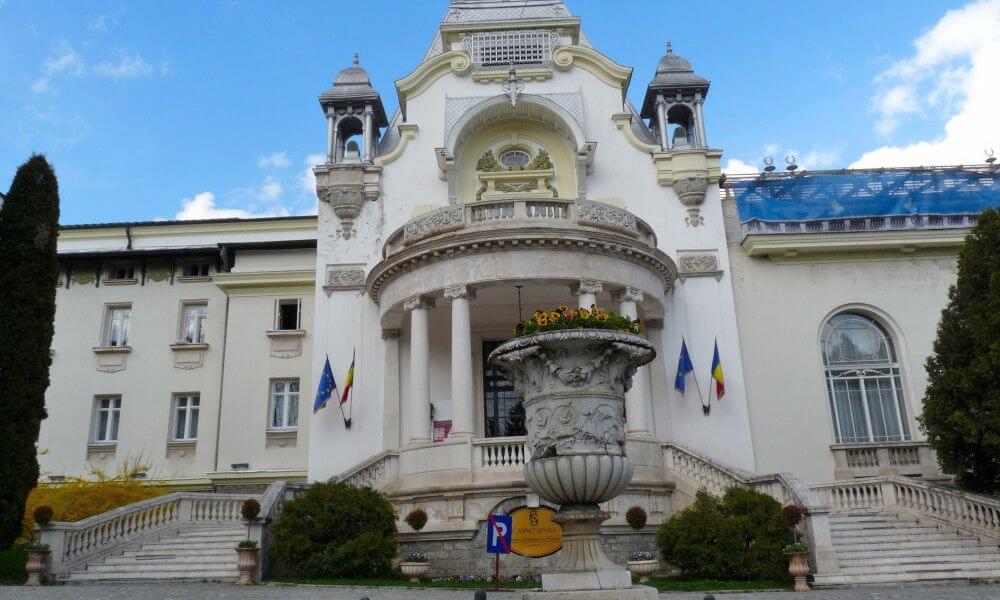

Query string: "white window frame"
[171, 394, 200, 442]
[274, 299, 302, 331]
[102, 304, 132, 347]
[822, 313, 911, 445]
[179, 302, 208, 344]
[268, 379, 300, 431]
[91, 396, 121, 444]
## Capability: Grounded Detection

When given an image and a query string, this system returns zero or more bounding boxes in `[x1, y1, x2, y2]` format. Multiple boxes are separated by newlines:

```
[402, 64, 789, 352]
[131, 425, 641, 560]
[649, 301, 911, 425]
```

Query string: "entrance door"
[482, 340, 526, 437]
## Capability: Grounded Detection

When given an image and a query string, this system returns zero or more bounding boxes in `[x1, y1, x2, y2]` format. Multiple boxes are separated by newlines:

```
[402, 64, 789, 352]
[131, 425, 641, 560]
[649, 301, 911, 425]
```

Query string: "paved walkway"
[2, 583, 1000, 599]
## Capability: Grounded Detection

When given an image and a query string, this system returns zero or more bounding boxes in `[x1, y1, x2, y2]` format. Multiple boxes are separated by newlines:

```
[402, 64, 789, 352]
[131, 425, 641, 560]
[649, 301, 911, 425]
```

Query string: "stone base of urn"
[524, 588, 658, 600]
[400, 561, 431, 583]
[626, 559, 658, 583]
[785, 551, 811, 592]
[24, 551, 49, 586]
[235, 547, 259, 585]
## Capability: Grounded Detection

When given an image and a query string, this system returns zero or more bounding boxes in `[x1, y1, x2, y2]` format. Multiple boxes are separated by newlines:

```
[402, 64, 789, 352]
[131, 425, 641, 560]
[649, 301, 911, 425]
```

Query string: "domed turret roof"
[640, 42, 710, 120]
[319, 53, 388, 127]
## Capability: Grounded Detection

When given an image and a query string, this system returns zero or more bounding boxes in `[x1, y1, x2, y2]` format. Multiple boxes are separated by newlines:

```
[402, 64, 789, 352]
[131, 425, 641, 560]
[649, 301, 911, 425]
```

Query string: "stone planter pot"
[785, 551, 811, 592]
[490, 329, 657, 599]
[400, 561, 431, 583]
[626, 559, 658, 583]
[235, 547, 259, 586]
[24, 550, 49, 586]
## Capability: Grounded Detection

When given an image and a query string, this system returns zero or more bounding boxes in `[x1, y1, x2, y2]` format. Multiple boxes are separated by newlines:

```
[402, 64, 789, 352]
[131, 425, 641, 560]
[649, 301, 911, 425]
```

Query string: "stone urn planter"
[490, 329, 658, 600]
[400, 561, 431, 583]
[235, 546, 259, 585]
[785, 551, 811, 592]
[626, 558, 658, 583]
[24, 548, 49, 586]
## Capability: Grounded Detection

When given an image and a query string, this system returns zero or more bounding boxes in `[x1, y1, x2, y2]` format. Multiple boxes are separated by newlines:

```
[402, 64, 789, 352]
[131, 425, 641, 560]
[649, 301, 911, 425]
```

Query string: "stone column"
[655, 96, 669, 151]
[404, 295, 435, 444]
[694, 96, 708, 149]
[326, 111, 336, 163]
[445, 284, 476, 438]
[643, 318, 665, 437]
[363, 104, 374, 162]
[381, 328, 402, 450]
[615, 287, 650, 436]
[571, 279, 603, 310]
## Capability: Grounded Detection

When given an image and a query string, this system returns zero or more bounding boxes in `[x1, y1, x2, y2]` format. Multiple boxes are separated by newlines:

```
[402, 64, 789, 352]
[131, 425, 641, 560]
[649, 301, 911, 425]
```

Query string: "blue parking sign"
[486, 514, 512, 554]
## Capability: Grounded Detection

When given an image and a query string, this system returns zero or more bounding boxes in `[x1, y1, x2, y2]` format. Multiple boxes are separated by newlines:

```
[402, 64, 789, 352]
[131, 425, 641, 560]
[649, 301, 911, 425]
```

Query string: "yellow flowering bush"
[514, 305, 643, 337]
[19, 461, 168, 544]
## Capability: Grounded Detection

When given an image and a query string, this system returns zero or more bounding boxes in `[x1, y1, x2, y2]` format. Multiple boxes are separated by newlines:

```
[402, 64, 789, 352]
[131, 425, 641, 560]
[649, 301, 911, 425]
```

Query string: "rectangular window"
[102, 305, 132, 347]
[182, 263, 210, 277]
[269, 379, 300, 430]
[172, 394, 200, 441]
[482, 340, 525, 438]
[275, 299, 301, 331]
[92, 396, 121, 443]
[108, 264, 136, 281]
[180, 303, 208, 344]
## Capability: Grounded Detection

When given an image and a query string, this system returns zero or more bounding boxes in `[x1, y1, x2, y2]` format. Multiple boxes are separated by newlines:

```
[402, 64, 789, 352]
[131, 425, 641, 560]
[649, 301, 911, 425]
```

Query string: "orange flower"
[579, 308, 591, 319]
[538, 316, 549, 326]
[549, 311, 560, 321]
[558, 305, 570, 313]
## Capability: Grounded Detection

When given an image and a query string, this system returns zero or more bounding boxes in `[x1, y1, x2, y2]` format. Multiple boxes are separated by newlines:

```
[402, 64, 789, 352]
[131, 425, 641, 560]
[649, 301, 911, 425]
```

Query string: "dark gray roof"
[640, 43, 710, 119]
[318, 54, 388, 127]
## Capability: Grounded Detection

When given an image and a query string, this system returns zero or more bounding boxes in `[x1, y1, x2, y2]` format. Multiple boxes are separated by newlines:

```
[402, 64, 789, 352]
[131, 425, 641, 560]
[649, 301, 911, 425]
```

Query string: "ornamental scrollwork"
[578, 200, 638, 235]
[402, 206, 465, 244]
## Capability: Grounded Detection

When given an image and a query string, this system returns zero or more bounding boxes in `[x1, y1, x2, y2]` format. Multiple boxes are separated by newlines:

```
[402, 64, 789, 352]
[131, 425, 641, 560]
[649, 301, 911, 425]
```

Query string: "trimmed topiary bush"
[405, 508, 427, 533]
[657, 487, 792, 580]
[270, 482, 397, 578]
[625, 505, 647, 531]
[31, 506, 53, 527]
[241, 499, 261, 521]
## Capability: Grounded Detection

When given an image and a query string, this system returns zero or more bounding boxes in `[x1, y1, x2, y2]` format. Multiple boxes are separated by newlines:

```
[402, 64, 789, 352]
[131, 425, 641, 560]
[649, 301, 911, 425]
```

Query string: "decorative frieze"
[612, 287, 644, 304]
[677, 251, 723, 282]
[443, 284, 477, 300]
[578, 200, 638, 236]
[571, 279, 603, 296]
[323, 264, 366, 296]
[402, 206, 465, 245]
[402, 295, 435, 312]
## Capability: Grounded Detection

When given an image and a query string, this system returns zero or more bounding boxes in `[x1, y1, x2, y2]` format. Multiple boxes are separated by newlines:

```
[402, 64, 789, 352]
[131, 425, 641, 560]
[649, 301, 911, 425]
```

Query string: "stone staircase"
[64, 525, 245, 582]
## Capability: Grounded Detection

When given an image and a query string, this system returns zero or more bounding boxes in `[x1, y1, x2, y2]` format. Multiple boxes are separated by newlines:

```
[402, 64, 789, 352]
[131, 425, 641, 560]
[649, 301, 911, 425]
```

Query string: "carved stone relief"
[577, 200, 638, 236]
[673, 176, 708, 227]
[677, 251, 724, 282]
[402, 206, 465, 244]
[324, 264, 366, 296]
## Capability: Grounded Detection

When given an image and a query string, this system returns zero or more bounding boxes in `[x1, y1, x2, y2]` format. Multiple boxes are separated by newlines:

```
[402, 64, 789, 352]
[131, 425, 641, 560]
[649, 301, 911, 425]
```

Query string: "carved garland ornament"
[324, 264, 366, 295]
[673, 176, 708, 227]
[578, 201, 638, 235]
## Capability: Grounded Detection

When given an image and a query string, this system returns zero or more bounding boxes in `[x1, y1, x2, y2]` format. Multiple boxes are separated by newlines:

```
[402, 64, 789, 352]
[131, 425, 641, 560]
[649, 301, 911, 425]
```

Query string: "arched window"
[821, 313, 910, 444]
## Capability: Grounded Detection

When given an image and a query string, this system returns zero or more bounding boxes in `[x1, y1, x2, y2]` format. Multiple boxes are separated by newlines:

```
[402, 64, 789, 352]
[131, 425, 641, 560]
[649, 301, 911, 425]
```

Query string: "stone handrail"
[383, 197, 658, 258]
[334, 450, 399, 491]
[39, 482, 285, 581]
[810, 475, 1000, 540]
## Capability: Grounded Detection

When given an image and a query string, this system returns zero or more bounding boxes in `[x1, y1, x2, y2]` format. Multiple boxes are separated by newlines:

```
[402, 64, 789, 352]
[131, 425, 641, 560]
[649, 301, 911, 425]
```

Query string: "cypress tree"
[0, 155, 61, 547]
[918, 208, 1000, 494]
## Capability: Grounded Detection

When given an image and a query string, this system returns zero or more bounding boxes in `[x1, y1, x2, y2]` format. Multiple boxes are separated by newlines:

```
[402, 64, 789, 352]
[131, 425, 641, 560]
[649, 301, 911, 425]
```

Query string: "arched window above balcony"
[821, 312, 911, 444]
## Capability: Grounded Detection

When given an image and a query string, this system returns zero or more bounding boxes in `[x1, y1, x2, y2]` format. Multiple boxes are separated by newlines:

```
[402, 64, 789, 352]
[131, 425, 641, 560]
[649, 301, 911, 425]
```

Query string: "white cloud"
[300, 153, 325, 194]
[723, 158, 758, 175]
[258, 151, 291, 168]
[802, 148, 842, 170]
[93, 51, 153, 79]
[175, 192, 286, 220]
[44, 48, 84, 76]
[259, 176, 283, 202]
[854, 0, 1000, 168]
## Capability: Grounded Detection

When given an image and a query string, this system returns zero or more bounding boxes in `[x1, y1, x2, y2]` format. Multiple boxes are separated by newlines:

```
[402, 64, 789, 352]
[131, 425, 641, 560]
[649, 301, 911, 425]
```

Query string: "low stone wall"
[399, 522, 660, 578]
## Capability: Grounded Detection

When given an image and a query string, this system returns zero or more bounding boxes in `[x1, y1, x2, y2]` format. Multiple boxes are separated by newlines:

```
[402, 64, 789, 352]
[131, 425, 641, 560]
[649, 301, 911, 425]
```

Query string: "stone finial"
[612, 287, 644, 304]
[353, 51, 359, 66]
[571, 279, 603, 296]
[402, 295, 435, 311]
[444, 284, 477, 300]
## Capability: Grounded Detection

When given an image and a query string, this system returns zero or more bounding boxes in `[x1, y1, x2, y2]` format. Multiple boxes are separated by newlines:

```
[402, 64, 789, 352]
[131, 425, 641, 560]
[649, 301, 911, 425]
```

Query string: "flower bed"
[514, 305, 642, 337]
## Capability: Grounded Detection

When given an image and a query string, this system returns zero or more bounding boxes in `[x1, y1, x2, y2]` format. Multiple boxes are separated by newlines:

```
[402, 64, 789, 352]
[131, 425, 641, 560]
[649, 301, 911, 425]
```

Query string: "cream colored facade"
[37, 0, 989, 527]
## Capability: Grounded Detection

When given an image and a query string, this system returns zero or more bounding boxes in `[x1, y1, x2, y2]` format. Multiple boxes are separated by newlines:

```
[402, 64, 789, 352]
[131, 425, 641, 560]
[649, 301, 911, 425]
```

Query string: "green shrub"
[270, 482, 397, 578]
[657, 487, 793, 580]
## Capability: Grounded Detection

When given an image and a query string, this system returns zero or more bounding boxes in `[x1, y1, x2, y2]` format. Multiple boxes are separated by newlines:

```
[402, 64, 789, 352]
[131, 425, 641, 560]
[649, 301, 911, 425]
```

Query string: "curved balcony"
[368, 197, 675, 307]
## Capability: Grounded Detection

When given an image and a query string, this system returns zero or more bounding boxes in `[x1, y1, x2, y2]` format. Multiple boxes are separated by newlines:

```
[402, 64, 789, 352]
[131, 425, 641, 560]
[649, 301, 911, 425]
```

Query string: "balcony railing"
[386, 197, 657, 258]
[830, 441, 937, 480]
[474, 437, 530, 471]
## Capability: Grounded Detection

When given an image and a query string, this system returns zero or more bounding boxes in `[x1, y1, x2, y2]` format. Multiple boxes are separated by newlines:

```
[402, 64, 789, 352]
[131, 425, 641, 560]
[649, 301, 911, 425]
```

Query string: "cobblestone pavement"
[2, 583, 1000, 600]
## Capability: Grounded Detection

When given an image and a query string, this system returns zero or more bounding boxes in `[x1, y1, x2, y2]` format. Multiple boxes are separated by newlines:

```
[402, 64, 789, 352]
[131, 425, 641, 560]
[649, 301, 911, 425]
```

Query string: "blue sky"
[2, 0, 998, 225]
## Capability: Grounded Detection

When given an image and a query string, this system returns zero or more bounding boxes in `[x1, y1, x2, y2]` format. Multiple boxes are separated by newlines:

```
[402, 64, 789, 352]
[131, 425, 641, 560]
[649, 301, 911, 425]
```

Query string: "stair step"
[140, 540, 243, 550]
[175, 528, 246, 537]
[83, 562, 236, 574]
[103, 552, 236, 566]
[833, 532, 977, 544]
[834, 538, 984, 551]
[121, 547, 239, 559]
[66, 570, 238, 582]
[840, 560, 1000, 575]
[839, 553, 1000, 567]
[815, 569, 1000, 586]
[836, 544, 1000, 559]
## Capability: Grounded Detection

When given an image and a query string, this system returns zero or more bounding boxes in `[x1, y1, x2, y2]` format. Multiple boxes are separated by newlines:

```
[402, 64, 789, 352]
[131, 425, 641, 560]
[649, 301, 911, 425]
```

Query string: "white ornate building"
[37, 0, 1000, 583]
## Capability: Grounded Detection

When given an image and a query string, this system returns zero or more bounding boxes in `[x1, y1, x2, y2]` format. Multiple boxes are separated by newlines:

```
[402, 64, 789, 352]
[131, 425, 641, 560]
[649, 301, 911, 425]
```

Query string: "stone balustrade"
[38, 481, 286, 581]
[474, 436, 531, 471]
[384, 197, 657, 258]
[335, 450, 400, 490]
[831, 441, 937, 479]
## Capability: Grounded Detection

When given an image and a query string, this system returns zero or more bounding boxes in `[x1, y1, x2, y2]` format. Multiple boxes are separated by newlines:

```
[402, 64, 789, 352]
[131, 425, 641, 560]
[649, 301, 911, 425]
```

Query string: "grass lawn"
[0, 549, 26, 585]
[644, 576, 793, 592]
[269, 575, 538, 590]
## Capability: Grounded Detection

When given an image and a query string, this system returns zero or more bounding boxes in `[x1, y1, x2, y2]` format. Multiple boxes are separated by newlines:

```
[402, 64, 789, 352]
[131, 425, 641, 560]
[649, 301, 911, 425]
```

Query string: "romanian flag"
[340, 351, 355, 405]
[710, 341, 725, 399]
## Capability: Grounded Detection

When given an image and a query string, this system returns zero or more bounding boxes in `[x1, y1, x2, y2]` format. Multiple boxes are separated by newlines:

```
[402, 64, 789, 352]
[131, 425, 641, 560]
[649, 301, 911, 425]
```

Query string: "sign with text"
[432, 420, 452, 443]
[486, 514, 512, 554]
[509, 506, 563, 558]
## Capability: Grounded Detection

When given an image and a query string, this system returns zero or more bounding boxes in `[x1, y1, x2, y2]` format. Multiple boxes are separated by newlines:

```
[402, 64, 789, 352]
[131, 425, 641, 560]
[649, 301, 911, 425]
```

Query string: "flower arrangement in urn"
[514, 305, 642, 337]
[400, 509, 431, 582]
[235, 499, 262, 585]
[781, 504, 811, 592]
[625, 506, 658, 582]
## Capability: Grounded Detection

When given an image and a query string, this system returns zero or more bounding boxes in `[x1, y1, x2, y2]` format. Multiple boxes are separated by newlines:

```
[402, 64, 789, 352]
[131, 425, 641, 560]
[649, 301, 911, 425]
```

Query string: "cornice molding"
[374, 124, 419, 167]
[611, 113, 659, 154]
[395, 51, 472, 119]
[552, 45, 632, 100]
[212, 269, 315, 296]
[742, 229, 969, 259]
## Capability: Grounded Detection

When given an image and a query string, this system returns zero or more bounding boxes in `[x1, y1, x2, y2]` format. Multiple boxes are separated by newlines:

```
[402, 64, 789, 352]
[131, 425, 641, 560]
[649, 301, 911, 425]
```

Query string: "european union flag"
[674, 339, 694, 393]
[314, 355, 338, 413]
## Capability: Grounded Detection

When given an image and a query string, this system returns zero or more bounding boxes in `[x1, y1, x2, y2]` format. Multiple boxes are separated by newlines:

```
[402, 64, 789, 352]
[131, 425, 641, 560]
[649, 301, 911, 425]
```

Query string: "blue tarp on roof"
[732, 168, 1000, 224]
